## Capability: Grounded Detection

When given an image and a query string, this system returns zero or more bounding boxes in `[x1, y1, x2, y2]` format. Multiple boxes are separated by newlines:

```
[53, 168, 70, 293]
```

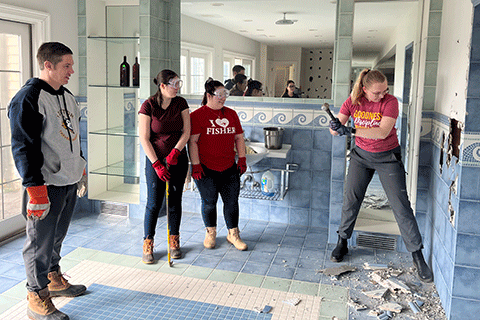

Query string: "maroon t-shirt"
[138, 96, 189, 159]
[190, 105, 243, 172]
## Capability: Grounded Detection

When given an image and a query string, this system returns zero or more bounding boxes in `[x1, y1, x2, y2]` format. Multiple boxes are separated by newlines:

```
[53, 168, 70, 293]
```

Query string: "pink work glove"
[237, 157, 247, 175]
[166, 148, 181, 166]
[152, 160, 170, 182]
[191, 164, 204, 180]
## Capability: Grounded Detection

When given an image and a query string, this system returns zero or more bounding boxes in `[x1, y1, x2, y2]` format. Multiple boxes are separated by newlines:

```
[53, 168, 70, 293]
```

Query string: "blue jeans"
[195, 164, 240, 229]
[144, 154, 188, 238]
[22, 184, 77, 292]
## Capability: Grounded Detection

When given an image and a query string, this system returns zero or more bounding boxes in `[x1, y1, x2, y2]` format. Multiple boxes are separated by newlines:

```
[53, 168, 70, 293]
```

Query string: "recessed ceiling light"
[314, 35, 320, 38]
[244, 19, 253, 22]
[211, 3, 224, 6]
[268, 35, 276, 38]
[368, 29, 378, 32]
[239, 30, 248, 33]
[309, 29, 318, 32]
[201, 14, 221, 18]
[257, 29, 264, 31]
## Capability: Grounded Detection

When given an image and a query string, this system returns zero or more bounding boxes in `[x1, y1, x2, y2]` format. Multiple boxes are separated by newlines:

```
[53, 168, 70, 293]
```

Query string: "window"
[0, 3, 48, 240]
[223, 51, 256, 80]
[180, 43, 213, 94]
[0, 19, 32, 223]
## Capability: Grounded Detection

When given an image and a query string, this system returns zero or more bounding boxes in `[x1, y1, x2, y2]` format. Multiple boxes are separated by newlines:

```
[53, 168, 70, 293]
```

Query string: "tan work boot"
[48, 270, 86, 297]
[204, 227, 216, 249]
[169, 235, 182, 259]
[227, 227, 248, 251]
[142, 238, 154, 264]
[27, 287, 69, 320]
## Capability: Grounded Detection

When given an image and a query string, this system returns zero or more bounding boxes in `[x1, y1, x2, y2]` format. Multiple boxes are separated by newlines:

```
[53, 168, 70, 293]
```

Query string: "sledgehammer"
[321, 103, 336, 121]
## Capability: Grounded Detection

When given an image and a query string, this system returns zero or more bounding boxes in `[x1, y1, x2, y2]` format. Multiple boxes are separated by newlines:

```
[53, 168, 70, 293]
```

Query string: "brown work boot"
[142, 238, 154, 264]
[48, 270, 86, 297]
[27, 287, 69, 320]
[227, 227, 248, 251]
[204, 227, 216, 249]
[169, 235, 182, 259]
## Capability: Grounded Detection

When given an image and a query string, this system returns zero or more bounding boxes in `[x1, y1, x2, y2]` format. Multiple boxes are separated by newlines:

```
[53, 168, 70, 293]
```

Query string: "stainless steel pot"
[263, 127, 284, 149]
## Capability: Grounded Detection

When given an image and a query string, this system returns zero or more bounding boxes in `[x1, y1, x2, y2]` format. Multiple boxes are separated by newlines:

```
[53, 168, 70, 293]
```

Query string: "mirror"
[180, 0, 419, 102]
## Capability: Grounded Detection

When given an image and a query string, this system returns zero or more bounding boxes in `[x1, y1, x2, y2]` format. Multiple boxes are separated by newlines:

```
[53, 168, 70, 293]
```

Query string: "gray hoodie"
[8, 78, 86, 187]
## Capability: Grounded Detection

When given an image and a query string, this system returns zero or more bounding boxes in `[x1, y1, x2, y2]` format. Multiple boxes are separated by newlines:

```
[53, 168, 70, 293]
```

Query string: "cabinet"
[86, 5, 140, 204]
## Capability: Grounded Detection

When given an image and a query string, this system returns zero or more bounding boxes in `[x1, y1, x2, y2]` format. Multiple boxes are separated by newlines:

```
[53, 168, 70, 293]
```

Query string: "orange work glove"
[26, 185, 50, 220]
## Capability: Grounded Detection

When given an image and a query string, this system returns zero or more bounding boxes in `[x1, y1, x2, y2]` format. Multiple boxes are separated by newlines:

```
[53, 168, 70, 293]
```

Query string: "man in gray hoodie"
[8, 42, 88, 320]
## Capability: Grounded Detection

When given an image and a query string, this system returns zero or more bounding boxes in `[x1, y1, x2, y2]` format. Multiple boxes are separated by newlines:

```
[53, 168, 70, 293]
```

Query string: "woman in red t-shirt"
[138, 69, 190, 263]
[189, 78, 248, 251]
[328, 69, 433, 283]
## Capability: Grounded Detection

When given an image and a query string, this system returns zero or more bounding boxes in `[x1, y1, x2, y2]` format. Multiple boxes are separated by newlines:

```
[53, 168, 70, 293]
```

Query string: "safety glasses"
[167, 79, 183, 89]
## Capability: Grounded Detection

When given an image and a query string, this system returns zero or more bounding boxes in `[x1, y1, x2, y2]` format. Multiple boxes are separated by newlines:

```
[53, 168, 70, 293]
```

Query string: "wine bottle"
[132, 57, 140, 87]
[120, 56, 130, 87]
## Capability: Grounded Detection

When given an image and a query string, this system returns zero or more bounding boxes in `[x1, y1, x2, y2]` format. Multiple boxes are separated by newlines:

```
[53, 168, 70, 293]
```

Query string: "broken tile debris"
[320, 264, 357, 277]
[283, 297, 301, 306]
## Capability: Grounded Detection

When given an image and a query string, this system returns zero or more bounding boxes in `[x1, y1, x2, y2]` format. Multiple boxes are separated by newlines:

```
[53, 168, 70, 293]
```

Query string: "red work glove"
[237, 157, 247, 175]
[152, 160, 170, 182]
[26, 185, 50, 220]
[191, 164, 204, 180]
[166, 148, 181, 166]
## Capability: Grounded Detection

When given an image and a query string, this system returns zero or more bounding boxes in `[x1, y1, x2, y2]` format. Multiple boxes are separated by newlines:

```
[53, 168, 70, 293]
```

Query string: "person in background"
[281, 80, 299, 98]
[8, 42, 88, 320]
[244, 79, 263, 97]
[328, 68, 434, 283]
[189, 78, 248, 251]
[138, 69, 190, 264]
[229, 74, 248, 96]
[224, 64, 245, 90]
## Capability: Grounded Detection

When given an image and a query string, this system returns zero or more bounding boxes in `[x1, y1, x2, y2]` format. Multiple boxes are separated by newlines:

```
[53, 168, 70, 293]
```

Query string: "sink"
[240, 142, 269, 166]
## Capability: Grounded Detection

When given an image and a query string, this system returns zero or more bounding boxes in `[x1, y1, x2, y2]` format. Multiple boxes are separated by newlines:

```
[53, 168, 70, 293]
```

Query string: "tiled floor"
[0, 210, 444, 319]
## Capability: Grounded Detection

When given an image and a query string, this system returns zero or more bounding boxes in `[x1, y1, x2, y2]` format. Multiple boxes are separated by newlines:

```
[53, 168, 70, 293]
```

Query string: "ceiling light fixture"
[211, 3, 224, 6]
[275, 13, 297, 25]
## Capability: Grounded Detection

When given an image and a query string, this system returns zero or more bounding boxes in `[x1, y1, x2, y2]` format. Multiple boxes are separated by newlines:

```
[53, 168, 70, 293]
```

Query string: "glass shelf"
[89, 84, 140, 89]
[89, 126, 138, 137]
[90, 161, 140, 178]
[88, 36, 139, 43]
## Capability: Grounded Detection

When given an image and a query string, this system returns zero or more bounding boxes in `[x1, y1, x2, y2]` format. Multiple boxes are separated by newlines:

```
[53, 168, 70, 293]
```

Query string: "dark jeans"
[144, 154, 188, 238]
[195, 164, 240, 229]
[337, 146, 423, 252]
[22, 184, 77, 292]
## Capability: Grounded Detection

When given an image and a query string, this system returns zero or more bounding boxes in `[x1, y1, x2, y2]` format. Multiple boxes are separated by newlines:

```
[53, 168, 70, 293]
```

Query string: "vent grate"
[356, 233, 396, 251]
[101, 201, 128, 216]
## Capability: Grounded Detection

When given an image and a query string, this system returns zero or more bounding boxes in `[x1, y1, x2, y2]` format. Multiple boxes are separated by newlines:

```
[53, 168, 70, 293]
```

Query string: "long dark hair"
[202, 77, 224, 106]
[350, 68, 387, 105]
[152, 69, 178, 107]
[244, 79, 262, 96]
[282, 80, 295, 96]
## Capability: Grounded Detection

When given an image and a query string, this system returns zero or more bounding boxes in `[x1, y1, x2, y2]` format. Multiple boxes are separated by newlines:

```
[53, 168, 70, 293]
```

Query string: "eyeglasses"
[288, 85, 295, 88]
[213, 89, 229, 99]
[367, 87, 389, 97]
[167, 79, 183, 89]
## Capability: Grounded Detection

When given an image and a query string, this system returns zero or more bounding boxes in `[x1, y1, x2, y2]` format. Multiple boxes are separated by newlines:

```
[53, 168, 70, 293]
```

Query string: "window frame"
[0, 3, 49, 241]
[223, 50, 256, 80]
[180, 42, 213, 95]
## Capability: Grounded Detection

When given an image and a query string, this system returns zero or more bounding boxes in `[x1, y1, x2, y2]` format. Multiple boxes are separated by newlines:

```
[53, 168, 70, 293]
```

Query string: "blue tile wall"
[450, 297, 480, 320]
[452, 266, 480, 300]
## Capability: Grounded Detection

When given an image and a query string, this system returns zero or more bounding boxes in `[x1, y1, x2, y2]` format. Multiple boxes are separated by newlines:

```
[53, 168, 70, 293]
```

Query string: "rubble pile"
[327, 262, 446, 320]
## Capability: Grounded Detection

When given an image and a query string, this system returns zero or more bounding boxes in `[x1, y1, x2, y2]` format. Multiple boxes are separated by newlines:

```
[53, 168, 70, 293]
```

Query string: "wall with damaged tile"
[420, 0, 478, 319]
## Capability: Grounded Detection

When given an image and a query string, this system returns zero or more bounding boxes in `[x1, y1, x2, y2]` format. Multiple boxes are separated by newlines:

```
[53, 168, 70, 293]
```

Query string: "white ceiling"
[181, 0, 418, 56]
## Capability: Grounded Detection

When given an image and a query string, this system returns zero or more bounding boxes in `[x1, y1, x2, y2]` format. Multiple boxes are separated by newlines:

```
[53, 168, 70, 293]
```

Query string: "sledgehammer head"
[321, 103, 336, 121]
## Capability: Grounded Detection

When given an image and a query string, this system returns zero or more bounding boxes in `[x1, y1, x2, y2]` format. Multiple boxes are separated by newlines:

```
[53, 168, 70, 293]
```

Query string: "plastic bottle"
[261, 170, 275, 196]
[132, 57, 140, 87]
[120, 56, 130, 87]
